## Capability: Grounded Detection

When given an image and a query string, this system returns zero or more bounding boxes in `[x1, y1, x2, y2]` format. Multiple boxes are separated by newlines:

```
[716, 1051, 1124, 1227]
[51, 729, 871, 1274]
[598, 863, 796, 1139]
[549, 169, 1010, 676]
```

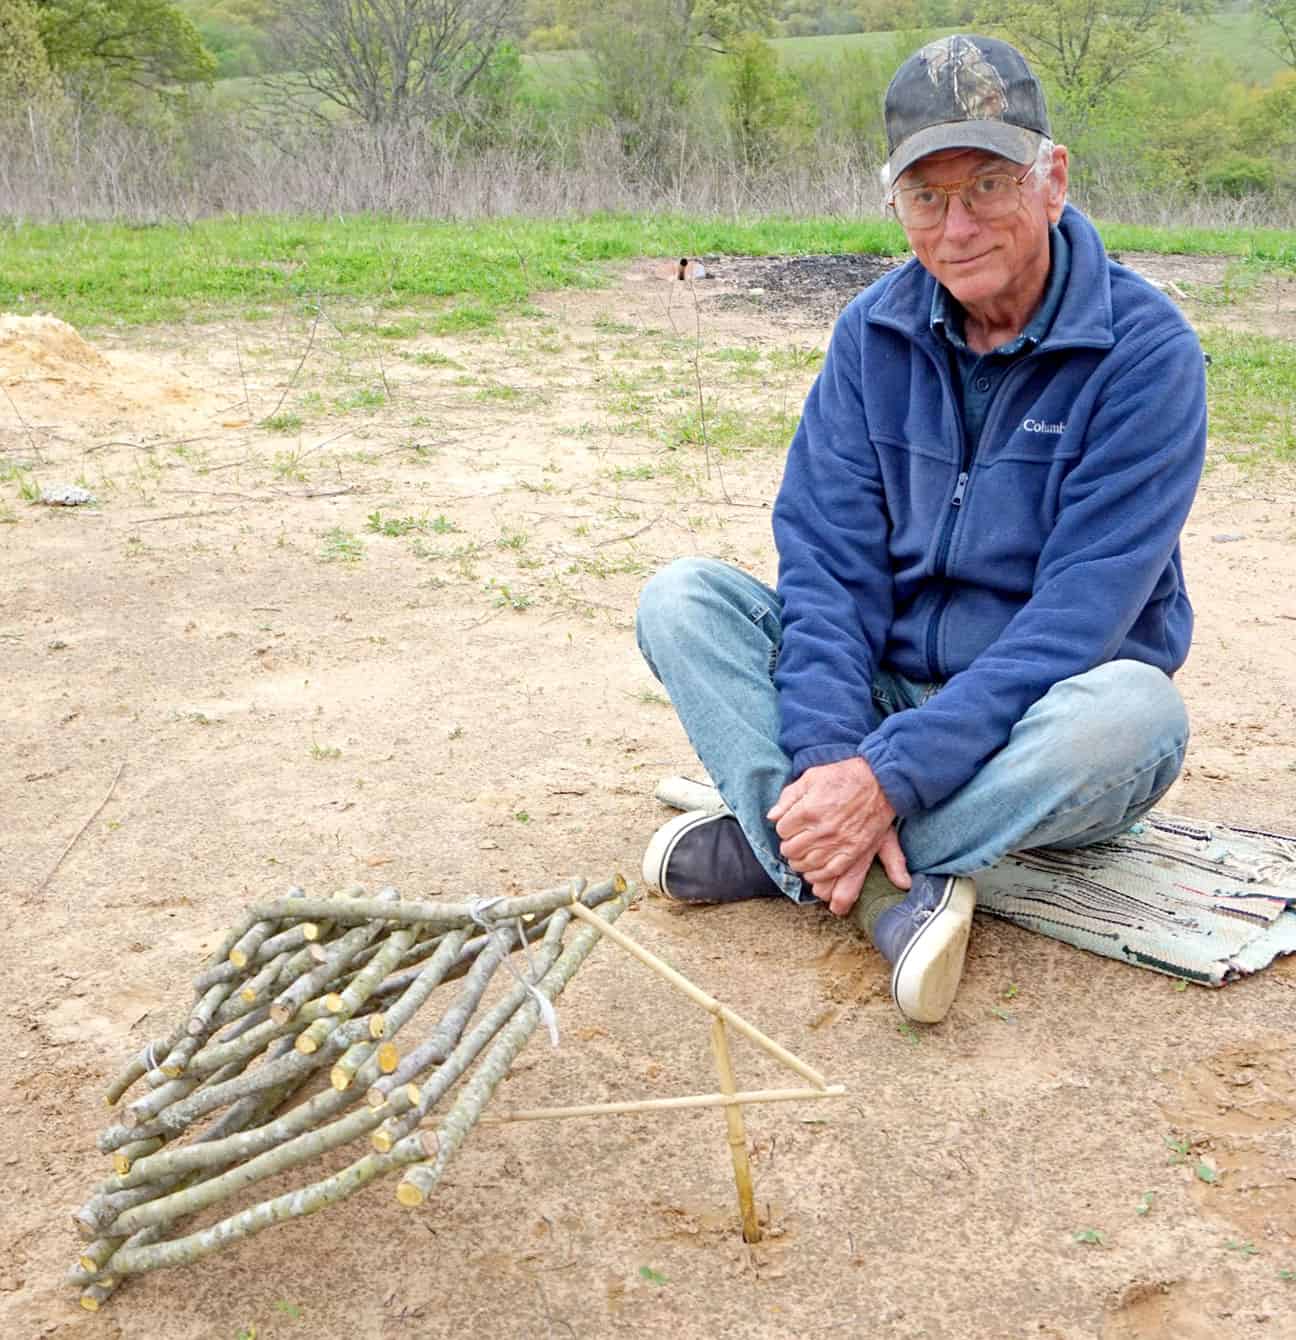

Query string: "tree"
[974, 0, 1206, 115]
[270, 0, 523, 127]
[0, 0, 58, 99]
[32, 0, 216, 93]
[1257, 0, 1296, 69]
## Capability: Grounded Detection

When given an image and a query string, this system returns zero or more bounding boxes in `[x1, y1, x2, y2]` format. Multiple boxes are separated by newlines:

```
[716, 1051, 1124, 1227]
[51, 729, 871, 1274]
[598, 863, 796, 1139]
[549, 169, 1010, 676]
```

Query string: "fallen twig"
[35, 761, 124, 897]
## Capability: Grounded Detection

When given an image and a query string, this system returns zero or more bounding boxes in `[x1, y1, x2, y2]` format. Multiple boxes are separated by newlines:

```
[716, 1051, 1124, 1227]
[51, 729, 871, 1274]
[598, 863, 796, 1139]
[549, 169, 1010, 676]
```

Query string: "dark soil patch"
[697, 253, 904, 325]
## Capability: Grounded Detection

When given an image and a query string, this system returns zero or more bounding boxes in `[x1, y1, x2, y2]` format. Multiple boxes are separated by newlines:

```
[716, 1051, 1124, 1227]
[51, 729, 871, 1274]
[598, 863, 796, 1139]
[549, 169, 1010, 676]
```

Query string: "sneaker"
[642, 811, 783, 903]
[871, 874, 976, 1023]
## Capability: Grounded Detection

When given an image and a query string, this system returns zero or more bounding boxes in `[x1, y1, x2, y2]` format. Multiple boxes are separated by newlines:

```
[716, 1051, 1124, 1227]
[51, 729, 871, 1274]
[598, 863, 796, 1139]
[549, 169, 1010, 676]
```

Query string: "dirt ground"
[1, 250, 1294, 1340]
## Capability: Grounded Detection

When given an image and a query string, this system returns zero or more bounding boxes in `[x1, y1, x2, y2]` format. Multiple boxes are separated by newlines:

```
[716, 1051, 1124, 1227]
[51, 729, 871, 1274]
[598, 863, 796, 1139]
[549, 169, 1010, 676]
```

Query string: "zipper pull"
[951, 471, 969, 507]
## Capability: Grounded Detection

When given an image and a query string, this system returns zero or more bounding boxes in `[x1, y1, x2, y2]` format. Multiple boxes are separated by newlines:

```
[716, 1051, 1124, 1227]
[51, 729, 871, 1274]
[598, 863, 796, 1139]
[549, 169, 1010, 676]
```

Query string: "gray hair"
[880, 136, 1058, 202]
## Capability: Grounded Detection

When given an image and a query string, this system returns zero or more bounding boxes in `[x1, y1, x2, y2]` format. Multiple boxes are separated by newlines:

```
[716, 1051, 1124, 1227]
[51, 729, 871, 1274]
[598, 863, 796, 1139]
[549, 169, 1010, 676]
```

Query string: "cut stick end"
[295, 1034, 319, 1056]
[111, 1153, 130, 1176]
[80, 1296, 100, 1313]
[377, 1043, 399, 1074]
[365, 1088, 387, 1110]
[239, 986, 258, 1004]
[269, 1004, 293, 1026]
[371, 1129, 394, 1154]
[301, 922, 320, 942]
[329, 1065, 351, 1092]
[395, 1180, 424, 1207]
[324, 993, 345, 1014]
[368, 1014, 386, 1040]
[77, 1255, 98, 1274]
[228, 949, 249, 968]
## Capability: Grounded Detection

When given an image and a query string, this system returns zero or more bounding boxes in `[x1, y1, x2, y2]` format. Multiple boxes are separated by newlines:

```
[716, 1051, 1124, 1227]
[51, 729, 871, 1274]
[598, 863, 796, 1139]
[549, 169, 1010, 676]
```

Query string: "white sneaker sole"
[891, 877, 976, 1024]
[642, 810, 718, 897]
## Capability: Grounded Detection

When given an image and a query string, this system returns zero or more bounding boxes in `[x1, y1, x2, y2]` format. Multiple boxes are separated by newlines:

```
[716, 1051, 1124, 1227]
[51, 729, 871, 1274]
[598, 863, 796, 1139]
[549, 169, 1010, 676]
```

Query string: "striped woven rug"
[976, 813, 1296, 986]
[651, 779, 1296, 987]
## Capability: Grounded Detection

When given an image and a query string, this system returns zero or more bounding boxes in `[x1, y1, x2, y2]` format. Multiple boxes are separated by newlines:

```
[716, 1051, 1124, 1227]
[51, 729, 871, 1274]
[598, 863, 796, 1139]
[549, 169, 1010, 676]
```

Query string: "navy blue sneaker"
[872, 874, 976, 1023]
[643, 811, 783, 903]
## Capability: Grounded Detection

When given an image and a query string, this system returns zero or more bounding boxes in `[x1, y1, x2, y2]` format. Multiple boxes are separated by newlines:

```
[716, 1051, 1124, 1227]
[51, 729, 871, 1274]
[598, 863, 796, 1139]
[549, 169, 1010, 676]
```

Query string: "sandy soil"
[1, 254, 1294, 1340]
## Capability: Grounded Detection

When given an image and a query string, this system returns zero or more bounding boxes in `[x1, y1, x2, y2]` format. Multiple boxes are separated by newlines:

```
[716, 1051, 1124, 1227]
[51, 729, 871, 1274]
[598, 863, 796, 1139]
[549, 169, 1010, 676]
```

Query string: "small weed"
[635, 689, 671, 707]
[374, 318, 421, 339]
[475, 383, 526, 403]
[593, 313, 636, 335]
[1224, 1239, 1259, 1255]
[896, 1021, 920, 1045]
[1173, 978, 1189, 992]
[334, 387, 386, 413]
[407, 350, 460, 368]
[610, 463, 656, 482]
[428, 514, 459, 534]
[310, 741, 342, 760]
[366, 511, 430, 537]
[274, 1300, 305, 1321]
[769, 344, 824, 372]
[1072, 1228, 1106, 1247]
[318, 527, 365, 563]
[448, 725, 464, 740]
[514, 810, 530, 823]
[272, 449, 310, 482]
[0, 503, 16, 524]
[17, 472, 41, 501]
[235, 1327, 257, 1340]
[486, 579, 532, 611]
[989, 1005, 1013, 1022]
[262, 412, 303, 433]
[1279, 1268, 1295, 1281]
[638, 1266, 668, 1285]
[1135, 1191, 1155, 1217]
[1165, 1136, 1191, 1165]
[1195, 1161, 1220, 1185]
[1002, 982, 1019, 1000]
[431, 304, 498, 335]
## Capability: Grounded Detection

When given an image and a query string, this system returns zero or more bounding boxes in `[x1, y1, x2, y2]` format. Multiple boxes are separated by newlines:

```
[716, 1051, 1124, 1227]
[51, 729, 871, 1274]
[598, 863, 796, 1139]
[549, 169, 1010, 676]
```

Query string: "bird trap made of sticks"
[69, 875, 845, 1310]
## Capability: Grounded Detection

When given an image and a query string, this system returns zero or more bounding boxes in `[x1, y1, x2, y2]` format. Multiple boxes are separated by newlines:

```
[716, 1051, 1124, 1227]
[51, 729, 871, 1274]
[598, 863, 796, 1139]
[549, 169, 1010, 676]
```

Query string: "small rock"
[39, 483, 96, 506]
[1211, 532, 1246, 543]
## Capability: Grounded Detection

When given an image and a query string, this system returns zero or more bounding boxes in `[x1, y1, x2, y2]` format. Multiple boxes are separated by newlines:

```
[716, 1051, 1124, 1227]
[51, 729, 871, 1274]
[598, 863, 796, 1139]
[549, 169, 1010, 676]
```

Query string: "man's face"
[897, 146, 1068, 313]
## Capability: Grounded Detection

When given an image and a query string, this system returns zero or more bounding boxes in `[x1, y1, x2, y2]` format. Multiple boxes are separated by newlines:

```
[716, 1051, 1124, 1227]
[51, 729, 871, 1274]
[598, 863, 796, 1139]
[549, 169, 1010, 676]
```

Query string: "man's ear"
[1046, 145, 1070, 223]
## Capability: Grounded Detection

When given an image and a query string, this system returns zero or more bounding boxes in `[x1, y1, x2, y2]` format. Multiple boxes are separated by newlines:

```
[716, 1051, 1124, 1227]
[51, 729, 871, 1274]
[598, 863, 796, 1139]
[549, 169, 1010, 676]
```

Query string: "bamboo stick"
[478, 1086, 849, 1122]
[567, 901, 828, 1090]
[711, 1017, 760, 1243]
[395, 894, 628, 1206]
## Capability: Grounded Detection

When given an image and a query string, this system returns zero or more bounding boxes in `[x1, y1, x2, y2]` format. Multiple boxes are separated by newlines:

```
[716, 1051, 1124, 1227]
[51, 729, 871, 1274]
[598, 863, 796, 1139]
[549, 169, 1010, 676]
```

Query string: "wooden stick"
[482, 1086, 847, 1123]
[395, 894, 628, 1205]
[567, 901, 828, 1090]
[711, 1017, 761, 1243]
[35, 760, 124, 896]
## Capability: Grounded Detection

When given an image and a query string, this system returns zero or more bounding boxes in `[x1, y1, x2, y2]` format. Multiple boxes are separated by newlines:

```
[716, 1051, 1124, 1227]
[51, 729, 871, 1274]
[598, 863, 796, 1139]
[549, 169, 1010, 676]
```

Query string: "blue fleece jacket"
[771, 204, 1207, 818]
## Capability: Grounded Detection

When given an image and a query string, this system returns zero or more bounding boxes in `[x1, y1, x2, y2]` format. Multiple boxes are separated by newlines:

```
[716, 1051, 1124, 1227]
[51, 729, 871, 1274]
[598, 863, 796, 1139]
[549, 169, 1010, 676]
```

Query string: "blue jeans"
[636, 558, 1189, 902]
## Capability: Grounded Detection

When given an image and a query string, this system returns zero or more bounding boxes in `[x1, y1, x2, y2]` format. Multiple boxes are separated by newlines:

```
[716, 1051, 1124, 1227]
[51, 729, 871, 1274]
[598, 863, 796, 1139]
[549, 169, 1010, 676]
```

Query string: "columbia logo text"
[1022, 418, 1066, 434]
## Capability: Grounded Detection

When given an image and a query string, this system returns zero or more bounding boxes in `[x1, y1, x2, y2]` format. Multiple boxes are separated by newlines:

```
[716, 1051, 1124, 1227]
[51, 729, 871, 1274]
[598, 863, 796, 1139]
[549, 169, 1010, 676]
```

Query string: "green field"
[3, 214, 1294, 331]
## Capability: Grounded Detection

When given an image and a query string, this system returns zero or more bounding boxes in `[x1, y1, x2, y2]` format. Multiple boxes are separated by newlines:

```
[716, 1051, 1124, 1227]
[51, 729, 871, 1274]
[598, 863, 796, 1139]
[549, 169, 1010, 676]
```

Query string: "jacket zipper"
[922, 354, 1037, 681]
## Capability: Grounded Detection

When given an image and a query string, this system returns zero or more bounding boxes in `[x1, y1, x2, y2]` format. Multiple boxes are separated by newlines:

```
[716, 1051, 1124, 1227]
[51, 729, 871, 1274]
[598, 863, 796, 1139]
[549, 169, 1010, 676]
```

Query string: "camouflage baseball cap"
[884, 35, 1050, 184]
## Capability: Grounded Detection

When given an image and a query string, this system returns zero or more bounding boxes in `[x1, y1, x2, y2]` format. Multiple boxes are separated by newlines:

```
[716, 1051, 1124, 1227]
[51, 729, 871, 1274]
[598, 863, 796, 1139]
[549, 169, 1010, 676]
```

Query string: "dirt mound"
[0, 311, 219, 430]
[0, 312, 109, 381]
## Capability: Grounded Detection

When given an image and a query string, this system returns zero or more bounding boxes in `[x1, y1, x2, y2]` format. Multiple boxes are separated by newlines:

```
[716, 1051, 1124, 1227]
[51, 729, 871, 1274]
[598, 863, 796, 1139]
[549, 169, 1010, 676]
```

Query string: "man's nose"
[942, 190, 980, 242]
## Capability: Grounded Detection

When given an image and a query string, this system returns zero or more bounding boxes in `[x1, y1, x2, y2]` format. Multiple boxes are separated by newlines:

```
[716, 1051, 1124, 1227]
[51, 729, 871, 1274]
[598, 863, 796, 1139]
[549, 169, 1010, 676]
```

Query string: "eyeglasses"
[888, 166, 1033, 229]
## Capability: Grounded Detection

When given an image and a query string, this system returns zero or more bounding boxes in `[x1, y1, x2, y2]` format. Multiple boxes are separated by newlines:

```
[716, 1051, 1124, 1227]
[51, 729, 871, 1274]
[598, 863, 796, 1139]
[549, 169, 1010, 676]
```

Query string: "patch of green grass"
[475, 382, 527, 403]
[430, 304, 500, 335]
[309, 741, 342, 760]
[261, 412, 303, 433]
[667, 404, 798, 455]
[1202, 329, 1296, 462]
[318, 527, 365, 563]
[334, 386, 386, 413]
[1072, 1228, 1106, 1247]
[405, 349, 460, 368]
[768, 344, 824, 372]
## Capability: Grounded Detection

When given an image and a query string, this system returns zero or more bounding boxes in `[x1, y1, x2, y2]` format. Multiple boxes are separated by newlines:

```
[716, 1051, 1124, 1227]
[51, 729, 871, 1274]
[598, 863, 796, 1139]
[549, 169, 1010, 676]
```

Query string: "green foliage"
[34, 0, 216, 95]
[0, 0, 59, 99]
[1257, 0, 1296, 69]
[724, 31, 816, 167]
[975, 0, 1203, 116]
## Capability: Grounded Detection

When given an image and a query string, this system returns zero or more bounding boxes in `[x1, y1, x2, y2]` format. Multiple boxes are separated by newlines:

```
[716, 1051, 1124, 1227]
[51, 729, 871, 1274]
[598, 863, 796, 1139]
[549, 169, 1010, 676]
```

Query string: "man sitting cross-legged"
[636, 34, 1205, 1024]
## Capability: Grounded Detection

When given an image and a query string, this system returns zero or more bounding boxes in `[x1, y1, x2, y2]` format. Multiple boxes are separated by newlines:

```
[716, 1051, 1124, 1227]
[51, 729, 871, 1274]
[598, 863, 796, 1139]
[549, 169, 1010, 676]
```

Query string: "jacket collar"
[865, 204, 1115, 354]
